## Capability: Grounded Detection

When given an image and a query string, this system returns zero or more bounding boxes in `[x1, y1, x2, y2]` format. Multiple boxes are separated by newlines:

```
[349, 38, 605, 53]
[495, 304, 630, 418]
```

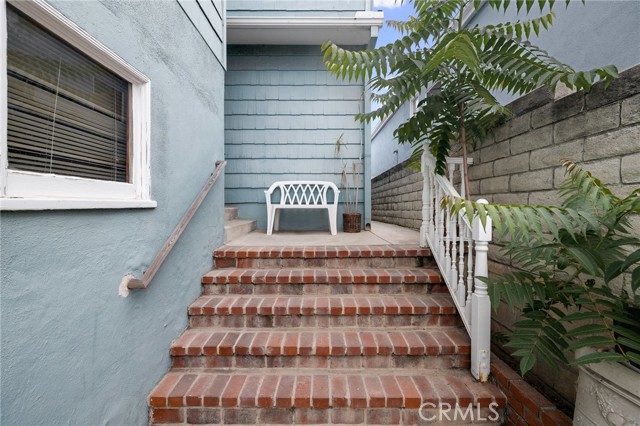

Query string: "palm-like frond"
[322, 0, 618, 178]
[446, 162, 640, 374]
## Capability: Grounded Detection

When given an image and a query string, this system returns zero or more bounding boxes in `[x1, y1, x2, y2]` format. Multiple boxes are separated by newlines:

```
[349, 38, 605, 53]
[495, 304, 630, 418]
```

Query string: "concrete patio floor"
[226, 221, 420, 246]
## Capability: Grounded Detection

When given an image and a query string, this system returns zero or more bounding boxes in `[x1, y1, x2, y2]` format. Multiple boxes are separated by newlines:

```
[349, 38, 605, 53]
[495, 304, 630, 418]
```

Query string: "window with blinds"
[6, 4, 130, 183]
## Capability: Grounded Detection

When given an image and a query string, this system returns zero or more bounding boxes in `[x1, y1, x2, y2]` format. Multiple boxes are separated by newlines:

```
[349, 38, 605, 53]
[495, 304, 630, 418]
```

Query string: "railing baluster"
[420, 150, 429, 248]
[457, 216, 466, 306]
[451, 210, 458, 292]
[465, 230, 473, 323]
[444, 201, 452, 278]
[437, 186, 445, 261]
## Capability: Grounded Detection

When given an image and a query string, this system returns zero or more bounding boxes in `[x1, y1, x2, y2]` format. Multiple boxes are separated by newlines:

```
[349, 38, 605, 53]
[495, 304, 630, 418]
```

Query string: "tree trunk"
[458, 103, 471, 199]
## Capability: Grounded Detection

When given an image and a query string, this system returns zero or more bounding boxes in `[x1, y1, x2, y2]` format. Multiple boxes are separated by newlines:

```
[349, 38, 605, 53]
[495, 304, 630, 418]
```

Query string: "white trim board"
[227, 12, 384, 45]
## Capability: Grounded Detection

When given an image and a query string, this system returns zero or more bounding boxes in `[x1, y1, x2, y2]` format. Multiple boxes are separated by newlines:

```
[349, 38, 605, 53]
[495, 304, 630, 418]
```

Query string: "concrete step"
[214, 244, 434, 269]
[224, 219, 257, 243]
[224, 206, 239, 221]
[149, 370, 506, 425]
[187, 294, 462, 328]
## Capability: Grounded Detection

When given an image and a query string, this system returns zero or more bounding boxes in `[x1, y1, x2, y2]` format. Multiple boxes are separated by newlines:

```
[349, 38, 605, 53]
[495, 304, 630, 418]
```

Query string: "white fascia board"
[227, 12, 384, 45]
[228, 12, 384, 29]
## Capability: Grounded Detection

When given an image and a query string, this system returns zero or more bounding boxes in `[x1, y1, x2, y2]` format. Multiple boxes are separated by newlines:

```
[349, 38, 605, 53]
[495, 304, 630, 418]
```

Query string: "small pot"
[343, 212, 361, 233]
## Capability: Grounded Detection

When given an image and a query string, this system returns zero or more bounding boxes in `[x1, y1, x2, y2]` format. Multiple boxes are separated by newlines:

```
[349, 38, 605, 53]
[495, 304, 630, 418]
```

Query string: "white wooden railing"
[420, 150, 493, 382]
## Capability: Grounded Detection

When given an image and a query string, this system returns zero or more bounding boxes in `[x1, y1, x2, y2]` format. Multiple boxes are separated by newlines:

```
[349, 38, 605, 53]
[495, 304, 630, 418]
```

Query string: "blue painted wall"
[0, 1, 225, 425]
[468, 2, 640, 100]
[371, 101, 414, 178]
[228, 0, 370, 16]
[178, 0, 226, 68]
[225, 45, 367, 230]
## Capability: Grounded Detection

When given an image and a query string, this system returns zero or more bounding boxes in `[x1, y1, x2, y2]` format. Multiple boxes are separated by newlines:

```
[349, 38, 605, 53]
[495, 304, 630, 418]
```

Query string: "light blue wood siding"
[177, 0, 226, 67]
[227, 0, 370, 16]
[225, 45, 366, 230]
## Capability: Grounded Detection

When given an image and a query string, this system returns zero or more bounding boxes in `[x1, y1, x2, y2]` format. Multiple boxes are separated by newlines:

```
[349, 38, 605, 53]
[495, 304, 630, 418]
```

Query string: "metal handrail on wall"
[121, 160, 226, 292]
[420, 150, 493, 382]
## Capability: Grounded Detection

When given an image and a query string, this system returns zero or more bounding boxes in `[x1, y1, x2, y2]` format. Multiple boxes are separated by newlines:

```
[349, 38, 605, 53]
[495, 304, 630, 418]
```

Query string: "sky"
[372, 0, 415, 48]
[369, 0, 416, 127]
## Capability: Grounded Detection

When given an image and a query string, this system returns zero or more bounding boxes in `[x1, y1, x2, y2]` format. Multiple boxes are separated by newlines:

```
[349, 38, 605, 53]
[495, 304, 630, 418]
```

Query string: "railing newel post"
[471, 199, 492, 382]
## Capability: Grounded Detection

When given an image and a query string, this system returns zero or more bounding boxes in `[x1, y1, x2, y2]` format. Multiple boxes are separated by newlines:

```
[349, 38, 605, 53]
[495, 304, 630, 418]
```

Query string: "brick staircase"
[148, 245, 506, 425]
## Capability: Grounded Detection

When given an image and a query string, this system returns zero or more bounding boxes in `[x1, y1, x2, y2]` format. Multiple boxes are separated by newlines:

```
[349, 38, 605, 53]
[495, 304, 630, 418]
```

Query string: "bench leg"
[274, 209, 281, 232]
[328, 206, 337, 236]
[267, 207, 274, 236]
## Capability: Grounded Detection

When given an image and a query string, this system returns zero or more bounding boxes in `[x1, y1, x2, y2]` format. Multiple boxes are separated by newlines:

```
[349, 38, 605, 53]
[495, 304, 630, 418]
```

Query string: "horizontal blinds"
[6, 5, 129, 182]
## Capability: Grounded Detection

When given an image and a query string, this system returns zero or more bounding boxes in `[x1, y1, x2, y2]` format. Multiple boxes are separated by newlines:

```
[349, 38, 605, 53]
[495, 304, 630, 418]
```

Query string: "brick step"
[169, 328, 471, 369]
[149, 370, 506, 425]
[214, 245, 434, 269]
[202, 268, 445, 296]
[187, 294, 462, 328]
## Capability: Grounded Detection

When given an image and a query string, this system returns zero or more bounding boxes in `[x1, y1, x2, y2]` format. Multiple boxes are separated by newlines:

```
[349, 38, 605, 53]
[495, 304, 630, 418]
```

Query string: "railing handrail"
[420, 150, 492, 382]
[123, 160, 226, 291]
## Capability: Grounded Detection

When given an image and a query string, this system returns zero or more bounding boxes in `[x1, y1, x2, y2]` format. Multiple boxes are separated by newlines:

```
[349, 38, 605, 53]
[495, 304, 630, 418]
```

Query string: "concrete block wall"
[467, 64, 640, 409]
[371, 159, 422, 230]
[468, 65, 640, 208]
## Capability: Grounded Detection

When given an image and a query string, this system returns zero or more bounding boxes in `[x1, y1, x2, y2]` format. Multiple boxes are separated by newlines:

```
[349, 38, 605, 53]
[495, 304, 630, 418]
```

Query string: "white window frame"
[0, 0, 155, 210]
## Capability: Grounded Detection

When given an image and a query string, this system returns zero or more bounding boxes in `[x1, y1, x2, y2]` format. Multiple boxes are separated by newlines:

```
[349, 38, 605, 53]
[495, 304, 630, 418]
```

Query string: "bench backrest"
[265, 181, 339, 206]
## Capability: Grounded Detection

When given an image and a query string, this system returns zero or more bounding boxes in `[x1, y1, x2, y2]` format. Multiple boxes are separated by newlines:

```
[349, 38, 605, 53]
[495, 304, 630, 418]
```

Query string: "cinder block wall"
[467, 64, 640, 408]
[371, 159, 422, 230]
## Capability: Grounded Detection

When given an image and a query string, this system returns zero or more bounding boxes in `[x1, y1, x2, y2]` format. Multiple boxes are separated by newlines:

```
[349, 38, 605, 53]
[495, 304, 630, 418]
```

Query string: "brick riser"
[148, 245, 507, 425]
[214, 245, 436, 269]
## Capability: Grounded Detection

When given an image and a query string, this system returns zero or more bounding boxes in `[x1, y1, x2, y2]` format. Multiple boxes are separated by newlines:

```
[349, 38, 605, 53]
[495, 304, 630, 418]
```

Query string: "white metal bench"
[265, 181, 340, 235]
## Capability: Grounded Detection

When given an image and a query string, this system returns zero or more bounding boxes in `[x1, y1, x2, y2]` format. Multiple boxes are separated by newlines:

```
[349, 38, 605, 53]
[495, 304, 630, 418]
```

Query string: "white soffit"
[227, 11, 384, 45]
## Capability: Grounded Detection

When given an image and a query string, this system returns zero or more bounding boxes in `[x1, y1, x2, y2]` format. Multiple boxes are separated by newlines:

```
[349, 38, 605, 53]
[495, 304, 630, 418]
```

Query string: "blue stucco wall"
[224, 45, 367, 230]
[227, 0, 370, 16]
[0, 1, 225, 425]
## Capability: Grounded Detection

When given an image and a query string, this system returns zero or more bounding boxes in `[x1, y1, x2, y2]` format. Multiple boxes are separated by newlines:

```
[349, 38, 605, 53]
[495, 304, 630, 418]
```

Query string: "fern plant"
[322, 0, 619, 196]
[447, 161, 640, 375]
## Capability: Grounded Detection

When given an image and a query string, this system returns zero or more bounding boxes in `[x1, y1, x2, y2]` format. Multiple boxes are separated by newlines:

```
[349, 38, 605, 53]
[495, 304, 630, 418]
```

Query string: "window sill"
[0, 198, 157, 211]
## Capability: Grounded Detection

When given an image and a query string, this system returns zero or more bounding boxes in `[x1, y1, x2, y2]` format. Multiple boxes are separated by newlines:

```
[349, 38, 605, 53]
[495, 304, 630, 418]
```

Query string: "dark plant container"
[343, 213, 361, 233]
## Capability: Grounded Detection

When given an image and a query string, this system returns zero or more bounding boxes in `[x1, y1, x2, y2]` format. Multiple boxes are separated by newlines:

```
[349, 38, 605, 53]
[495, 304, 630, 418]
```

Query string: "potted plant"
[335, 134, 361, 233]
[448, 161, 640, 425]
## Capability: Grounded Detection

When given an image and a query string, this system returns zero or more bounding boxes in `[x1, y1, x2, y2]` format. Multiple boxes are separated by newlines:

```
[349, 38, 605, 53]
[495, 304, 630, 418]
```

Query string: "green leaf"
[621, 249, 640, 272]
[571, 351, 627, 366]
[567, 247, 600, 276]
[605, 260, 625, 283]
[565, 336, 615, 351]
[632, 267, 640, 293]
[565, 323, 609, 337]
[520, 353, 536, 375]
[627, 351, 640, 365]
[617, 337, 640, 353]
[560, 311, 601, 322]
